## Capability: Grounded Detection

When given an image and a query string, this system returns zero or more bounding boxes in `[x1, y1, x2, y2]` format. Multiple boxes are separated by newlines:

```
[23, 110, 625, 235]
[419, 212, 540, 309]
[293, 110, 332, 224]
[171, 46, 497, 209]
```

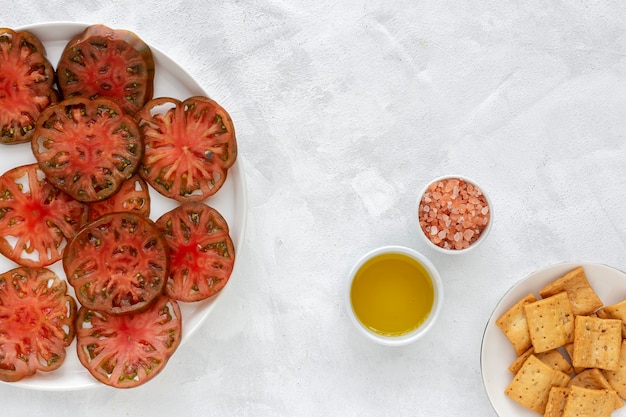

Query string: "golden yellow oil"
[350, 253, 434, 337]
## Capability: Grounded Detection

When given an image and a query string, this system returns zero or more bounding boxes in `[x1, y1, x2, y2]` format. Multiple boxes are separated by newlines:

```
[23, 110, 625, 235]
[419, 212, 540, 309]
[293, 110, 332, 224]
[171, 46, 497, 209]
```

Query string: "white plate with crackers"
[481, 261, 626, 416]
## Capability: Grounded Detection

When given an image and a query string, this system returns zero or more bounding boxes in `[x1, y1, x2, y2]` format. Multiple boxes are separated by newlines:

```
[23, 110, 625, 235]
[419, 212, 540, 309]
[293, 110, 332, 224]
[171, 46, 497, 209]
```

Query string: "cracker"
[604, 340, 626, 400]
[563, 343, 586, 375]
[539, 349, 575, 376]
[539, 266, 603, 316]
[505, 354, 570, 414]
[524, 292, 575, 353]
[508, 347, 533, 374]
[496, 293, 537, 355]
[544, 386, 569, 417]
[569, 368, 614, 391]
[508, 347, 574, 375]
[562, 385, 616, 417]
[572, 316, 622, 371]
[597, 299, 626, 338]
[567, 352, 624, 410]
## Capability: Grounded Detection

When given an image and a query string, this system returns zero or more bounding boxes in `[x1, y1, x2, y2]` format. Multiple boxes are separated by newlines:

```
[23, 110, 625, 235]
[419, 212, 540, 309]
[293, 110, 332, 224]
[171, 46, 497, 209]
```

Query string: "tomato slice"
[0, 163, 88, 268]
[76, 295, 181, 388]
[0, 267, 77, 382]
[136, 96, 237, 202]
[156, 202, 235, 302]
[87, 174, 151, 222]
[63, 212, 169, 316]
[31, 97, 143, 202]
[0, 28, 58, 144]
[56, 24, 155, 116]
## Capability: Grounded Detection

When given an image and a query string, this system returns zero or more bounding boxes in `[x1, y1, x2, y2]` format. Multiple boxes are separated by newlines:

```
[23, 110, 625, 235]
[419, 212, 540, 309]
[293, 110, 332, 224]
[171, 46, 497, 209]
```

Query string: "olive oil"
[350, 253, 434, 337]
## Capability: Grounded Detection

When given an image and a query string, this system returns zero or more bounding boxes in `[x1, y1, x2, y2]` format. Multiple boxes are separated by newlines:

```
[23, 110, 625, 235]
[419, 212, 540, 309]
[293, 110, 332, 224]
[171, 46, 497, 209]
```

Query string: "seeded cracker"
[562, 385, 615, 417]
[572, 316, 621, 371]
[597, 299, 626, 338]
[508, 347, 534, 374]
[569, 368, 613, 390]
[505, 354, 570, 414]
[544, 387, 569, 417]
[604, 340, 626, 400]
[538, 349, 575, 376]
[568, 368, 623, 409]
[563, 343, 586, 375]
[524, 292, 575, 353]
[539, 266, 603, 316]
[496, 293, 537, 355]
[508, 347, 573, 375]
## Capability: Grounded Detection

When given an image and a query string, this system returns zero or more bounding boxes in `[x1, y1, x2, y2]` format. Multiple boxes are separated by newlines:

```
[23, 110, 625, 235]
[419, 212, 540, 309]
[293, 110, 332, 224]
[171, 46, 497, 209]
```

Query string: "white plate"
[0, 22, 247, 390]
[481, 261, 626, 416]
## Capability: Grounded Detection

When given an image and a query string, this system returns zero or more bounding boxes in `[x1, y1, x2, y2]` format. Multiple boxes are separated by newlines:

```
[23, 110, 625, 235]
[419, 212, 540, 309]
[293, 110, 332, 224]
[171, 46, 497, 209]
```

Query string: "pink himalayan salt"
[418, 177, 490, 250]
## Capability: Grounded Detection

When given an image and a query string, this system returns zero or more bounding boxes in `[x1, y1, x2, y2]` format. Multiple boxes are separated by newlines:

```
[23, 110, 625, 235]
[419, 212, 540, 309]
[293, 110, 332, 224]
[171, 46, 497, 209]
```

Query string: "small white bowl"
[346, 245, 443, 347]
[417, 175, 493, 255]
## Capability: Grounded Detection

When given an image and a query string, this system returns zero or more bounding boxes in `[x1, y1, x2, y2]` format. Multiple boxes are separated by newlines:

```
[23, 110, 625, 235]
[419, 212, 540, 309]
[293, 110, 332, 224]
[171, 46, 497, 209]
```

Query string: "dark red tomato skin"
[87, 174, 151, 222]
[31, 97, 143, 202]
[156, 202, 235, 302]
[0, 28, 58, 144]
[63, 211, 169, 316]
[136, 96, 237, 202]
[0, 267, 77, 382]
[0, 163, 88, 268]
[75, 295, 182, 388]
[56, 24, 155, 116]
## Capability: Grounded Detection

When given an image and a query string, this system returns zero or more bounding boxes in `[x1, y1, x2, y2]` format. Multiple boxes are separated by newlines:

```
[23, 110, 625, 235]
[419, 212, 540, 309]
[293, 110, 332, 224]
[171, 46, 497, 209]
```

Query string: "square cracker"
[569, 368, 623, 409]
[603, 340, 626, 400]
[524, 292, 575, 353]
[496, 293, 537, 355]
[597, 299, 626, 338]
[563, 385, 615, 417]
[508, 347, 534, 374]
[538, 349, 575, 376]
[539, 266, 603, 316]
[505, 354, 570, 414]
[569, 368, 614, 391]
[544, 387, 569, 417]
[509, 347, 573, 375]
[563, 343, 586, 375]
[572, 316, 621, 371]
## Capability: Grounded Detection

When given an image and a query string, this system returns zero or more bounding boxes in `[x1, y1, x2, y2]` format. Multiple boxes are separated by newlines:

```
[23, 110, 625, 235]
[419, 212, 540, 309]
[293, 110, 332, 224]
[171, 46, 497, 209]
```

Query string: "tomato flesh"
[63, 212, 168, 315]
[156, 202, 235, 302]
[137, 96, 237, 202]
[57, 24, 154, 116]
[76, 295, 181, 388]
[87, 174, 151, 222]
[31, 97, 143, 202]
[0, 267, 77, 382]
[0, 164, 88, 267]
[0, 28, 57, 144]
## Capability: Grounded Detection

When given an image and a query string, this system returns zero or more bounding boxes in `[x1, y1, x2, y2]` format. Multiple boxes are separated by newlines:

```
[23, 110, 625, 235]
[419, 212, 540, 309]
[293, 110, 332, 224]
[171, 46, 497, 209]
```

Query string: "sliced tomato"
[136, 96, 237, 202]
[56, 24, 155, 116]
[76, 295, 181, 388]
[156, 202, 235, 302]
[0, 28, 58, 144]
[0, 267, 77, 382]
[63, 212, 168, 315]
[31, 97, 143, 202]
[0, 164, 88, 268]
[87, 174, 151, 222]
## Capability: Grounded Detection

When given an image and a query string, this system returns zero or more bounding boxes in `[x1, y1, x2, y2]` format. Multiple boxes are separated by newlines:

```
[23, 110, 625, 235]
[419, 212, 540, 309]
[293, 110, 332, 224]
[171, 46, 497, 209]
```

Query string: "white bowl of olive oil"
[346, 245, 443, 346]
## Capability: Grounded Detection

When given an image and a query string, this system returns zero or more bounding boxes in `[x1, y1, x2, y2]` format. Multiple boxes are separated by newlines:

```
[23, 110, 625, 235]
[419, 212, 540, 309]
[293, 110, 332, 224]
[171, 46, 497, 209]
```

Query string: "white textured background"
[4, 1, 626, 416]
